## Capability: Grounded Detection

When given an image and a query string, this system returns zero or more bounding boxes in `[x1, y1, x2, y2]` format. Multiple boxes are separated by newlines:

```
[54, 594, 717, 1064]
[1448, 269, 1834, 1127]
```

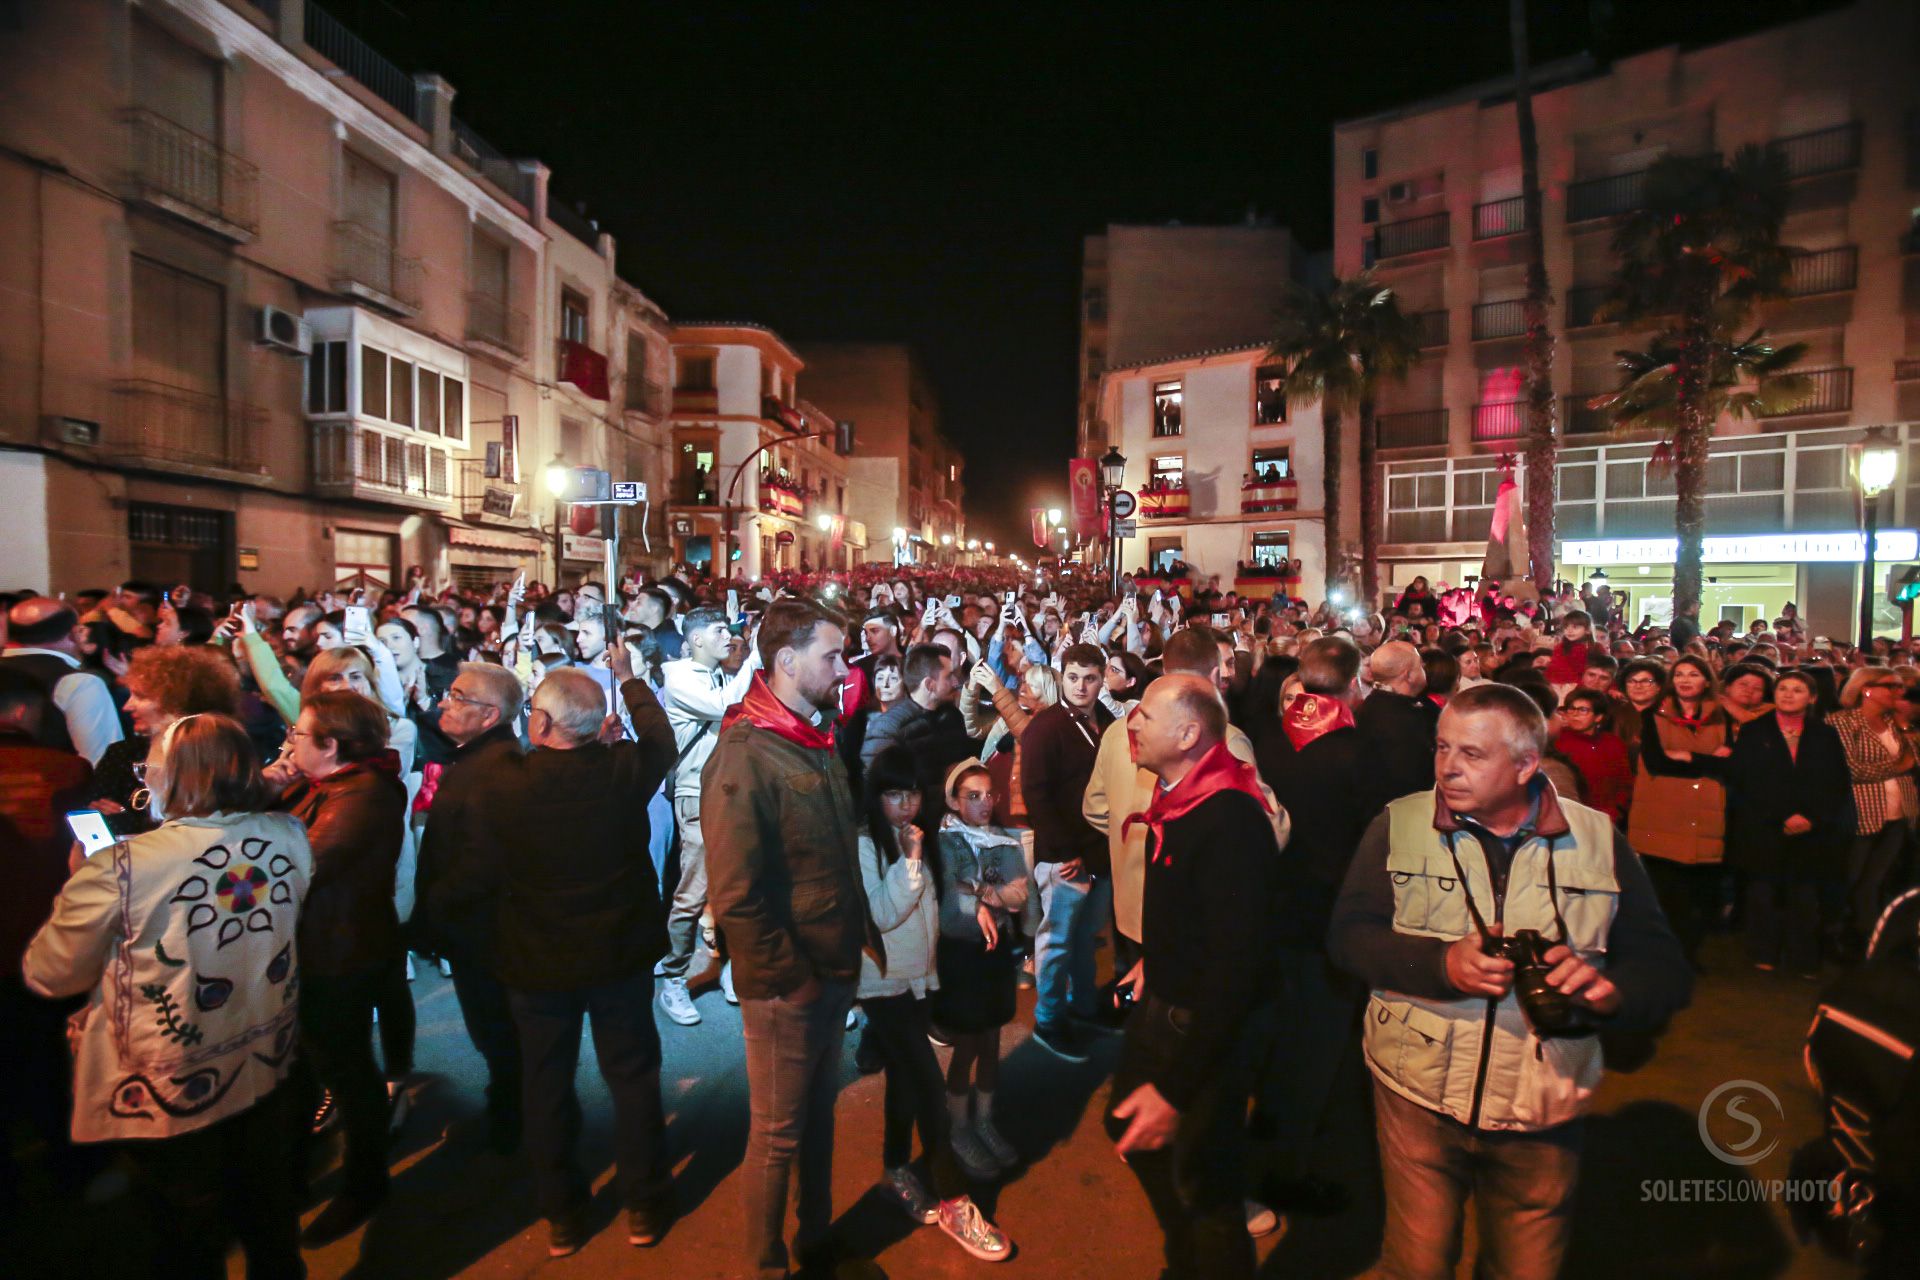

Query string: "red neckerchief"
[1663, 696, 1717, 730]
[1281, 690, 1356, 751]
[1122, 740, 1272, 865]
[723, 673, 836, 750]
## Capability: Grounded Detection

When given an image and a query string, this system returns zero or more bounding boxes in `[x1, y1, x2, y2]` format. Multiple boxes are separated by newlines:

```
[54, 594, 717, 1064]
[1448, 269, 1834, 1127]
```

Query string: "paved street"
[4, 936, 1862, 1279]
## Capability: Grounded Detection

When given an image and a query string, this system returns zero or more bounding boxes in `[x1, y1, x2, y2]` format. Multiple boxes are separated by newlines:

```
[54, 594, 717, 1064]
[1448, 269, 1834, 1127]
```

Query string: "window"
[1362, 147, 1379, 180]
[1150, 454, 1184, 488]
[1152, 380, 1183, 437]
[389, 357, 415, 427]
[677, 353, 715, 391]
[417, 368, 440, 435]
[132, 257, 223, 396]
[343, 150, 396, 245]
[1148, 537, 1183, 572]
[625, 332, 652, 411]
[560, 288, 589, 343]
[1255, 365, 1288, 424]
[134, 16, 218, 140]
[560, 417, 585, 461]
[473, 233, 510, 305]
[360, 347, 388, 418]
[1362, 197, 1380, 225]
[1251, 447, 1291, 481]
[760, 363, 775, 399]
[1252, 530, 1291, 569]
[1362, 239, 1377, 269]
[307, 340, 348, 414]
[442, 376, 464, 443]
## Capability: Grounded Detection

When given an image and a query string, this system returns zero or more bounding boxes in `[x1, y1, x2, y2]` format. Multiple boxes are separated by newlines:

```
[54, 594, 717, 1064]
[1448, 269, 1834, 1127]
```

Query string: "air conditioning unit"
[1387, 181, 1413, 202]
[256, 306, 312, 356]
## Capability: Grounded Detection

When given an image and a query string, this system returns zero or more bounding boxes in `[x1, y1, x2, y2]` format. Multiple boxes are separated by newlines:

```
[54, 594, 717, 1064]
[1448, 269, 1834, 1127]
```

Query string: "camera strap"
[1442, 830, 1571, 948]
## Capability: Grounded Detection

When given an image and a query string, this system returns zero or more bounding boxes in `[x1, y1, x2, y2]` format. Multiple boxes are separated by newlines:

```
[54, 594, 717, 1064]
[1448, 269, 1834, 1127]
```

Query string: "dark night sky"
[335, 0, 1836, 546]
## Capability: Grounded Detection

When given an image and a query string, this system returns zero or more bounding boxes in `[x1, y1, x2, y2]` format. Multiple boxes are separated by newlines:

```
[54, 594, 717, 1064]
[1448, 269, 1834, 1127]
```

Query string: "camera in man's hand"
[1489, 929, 1594, 1038]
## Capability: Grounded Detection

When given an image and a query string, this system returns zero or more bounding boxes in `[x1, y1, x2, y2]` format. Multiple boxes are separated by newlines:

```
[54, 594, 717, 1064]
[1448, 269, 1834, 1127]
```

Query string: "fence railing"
[1788, 245, 1858, 296]
[123, 109, 258, 235]
[457, 457, 524, 521]
[1473, 195, 1527, 240]
[332, 220, 421, 310]
[1770, 122, 1861, 180]
[450, 117, 533, 207]
[1896, 358, 1920, 382]
[1565, 284, 1611, 328]
[1472, 299, 1528, 341]
[1375, 408, 1449, 449]
[1412, 309, 1449, 348]
[111, 380, 264, 473]
[626, 378, 666, 416]
[304, 2, 416, 119]
[1759, 366, 1854, 418]
[549, 198, 598, 246]
[313, 420, 451, 503]
[466, 290, 528, 356]
[1567, 168, 1649, 222]
[1471, 400, 1528, 442]
[1372, 211, 1450, 260]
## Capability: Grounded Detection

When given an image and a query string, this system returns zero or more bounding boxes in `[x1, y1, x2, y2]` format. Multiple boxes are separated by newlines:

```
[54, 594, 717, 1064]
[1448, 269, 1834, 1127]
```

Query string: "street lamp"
[544, 455, 569, 586]
[1046, 507, 1062, 528]
[1853, 425, 1901, 648]
[1099, 446, 1127, 594]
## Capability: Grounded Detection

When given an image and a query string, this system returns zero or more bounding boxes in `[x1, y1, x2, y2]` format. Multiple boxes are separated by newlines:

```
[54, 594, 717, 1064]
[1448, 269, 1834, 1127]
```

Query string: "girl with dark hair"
[1101, 650, 1151, 716]
[1629, 655, 1735, 965]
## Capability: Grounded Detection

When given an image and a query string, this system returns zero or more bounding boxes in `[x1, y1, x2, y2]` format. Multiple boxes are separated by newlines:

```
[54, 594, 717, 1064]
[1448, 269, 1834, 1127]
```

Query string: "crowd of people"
[4, 557, 1918, 1278]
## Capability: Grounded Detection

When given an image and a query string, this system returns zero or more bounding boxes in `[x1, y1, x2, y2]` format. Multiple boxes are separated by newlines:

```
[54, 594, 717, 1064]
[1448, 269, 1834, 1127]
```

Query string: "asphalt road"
[2, 936, 1863, 1279]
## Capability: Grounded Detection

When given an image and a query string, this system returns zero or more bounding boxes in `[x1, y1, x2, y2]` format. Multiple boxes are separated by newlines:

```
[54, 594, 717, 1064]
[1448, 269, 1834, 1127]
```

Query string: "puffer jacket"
[1627, 700, 1731, 865]
[280, 753, 407, 975]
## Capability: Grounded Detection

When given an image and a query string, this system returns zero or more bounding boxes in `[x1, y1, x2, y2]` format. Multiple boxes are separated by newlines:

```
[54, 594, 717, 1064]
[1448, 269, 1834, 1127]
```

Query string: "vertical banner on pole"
[501, 414, 520, 483]
[1068, 459, 1102, 541]
[1031, 508, 1049, 550]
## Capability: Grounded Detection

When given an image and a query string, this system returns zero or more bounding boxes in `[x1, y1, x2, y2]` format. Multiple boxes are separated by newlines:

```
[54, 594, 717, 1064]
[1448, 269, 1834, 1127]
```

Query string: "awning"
[447, 523, 544, 553]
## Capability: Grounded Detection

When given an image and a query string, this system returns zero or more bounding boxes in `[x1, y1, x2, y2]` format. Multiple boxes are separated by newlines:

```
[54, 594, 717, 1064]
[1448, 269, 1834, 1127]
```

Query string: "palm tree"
[1270, 274, 1421, 605]
[1510, 0, 1557, 593]
[1592, 146, 1807, 618]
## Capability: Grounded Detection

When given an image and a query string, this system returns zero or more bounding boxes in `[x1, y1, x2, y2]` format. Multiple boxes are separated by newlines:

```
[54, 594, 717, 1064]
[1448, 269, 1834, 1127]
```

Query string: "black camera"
[1490, 929, 1594, 1039]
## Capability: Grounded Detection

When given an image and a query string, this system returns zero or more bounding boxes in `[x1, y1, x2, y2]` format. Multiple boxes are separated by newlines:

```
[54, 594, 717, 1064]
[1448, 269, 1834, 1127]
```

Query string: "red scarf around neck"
[1122, 740, 1273, 864]
[1281, 690, 1356, 750]
[723, 673, 836, 750]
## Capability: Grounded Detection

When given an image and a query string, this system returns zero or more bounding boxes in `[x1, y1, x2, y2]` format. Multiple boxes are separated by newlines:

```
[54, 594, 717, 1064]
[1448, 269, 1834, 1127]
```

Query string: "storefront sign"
[1561, 530, 1920, 566]
[563, 533, 606, 562]
[237, 547, 259, 571]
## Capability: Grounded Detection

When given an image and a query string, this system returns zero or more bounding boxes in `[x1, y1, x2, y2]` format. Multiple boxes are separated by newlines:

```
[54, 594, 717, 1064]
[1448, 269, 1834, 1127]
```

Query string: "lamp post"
[1099, 445, 1127, 595]
[544, 456, 569, 587]
[1853, 426, 1901, 649]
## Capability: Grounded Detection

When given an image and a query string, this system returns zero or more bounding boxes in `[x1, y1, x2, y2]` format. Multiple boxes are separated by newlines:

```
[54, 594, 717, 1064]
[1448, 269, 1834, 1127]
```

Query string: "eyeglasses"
[284, 727, 311, 741]
[443, 687, 487, 707]
[880, 790, 919, 807]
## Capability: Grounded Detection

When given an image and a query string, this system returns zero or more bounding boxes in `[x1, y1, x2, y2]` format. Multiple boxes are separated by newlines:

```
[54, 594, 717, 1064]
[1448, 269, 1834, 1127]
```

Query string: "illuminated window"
[1255, 365, 1288, 424]
[1152, 381, 1183, 437]
[1251, 447, 1291, 481]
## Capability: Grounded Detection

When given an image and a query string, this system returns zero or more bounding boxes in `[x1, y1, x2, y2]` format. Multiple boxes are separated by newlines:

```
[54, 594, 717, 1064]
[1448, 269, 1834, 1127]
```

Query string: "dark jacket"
[860, 696, 925, 774]
[0, 730, 91, 970]
[1725, 711, 1854, 878]
[1250, 718, 1369, 950]
[703, 703, 883, 1002]
[1020, 702, 1109, 872]
[487, 679, 675, 991]
[899, 701, 982, 833]
[282, 754, 407, 977]
[412, 721, 523, 956]
[1355, 689, 1439, 818]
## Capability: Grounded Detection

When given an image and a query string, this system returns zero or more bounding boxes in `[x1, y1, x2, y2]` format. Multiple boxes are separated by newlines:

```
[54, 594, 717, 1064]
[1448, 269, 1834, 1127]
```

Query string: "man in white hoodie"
[656, 607, 757, 1025]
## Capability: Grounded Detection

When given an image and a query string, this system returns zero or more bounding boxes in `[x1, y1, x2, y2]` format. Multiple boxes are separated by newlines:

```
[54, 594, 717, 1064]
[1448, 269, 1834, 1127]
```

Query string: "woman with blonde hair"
[25, 714, 311, 1275]
[1828, 666, 1918, 955]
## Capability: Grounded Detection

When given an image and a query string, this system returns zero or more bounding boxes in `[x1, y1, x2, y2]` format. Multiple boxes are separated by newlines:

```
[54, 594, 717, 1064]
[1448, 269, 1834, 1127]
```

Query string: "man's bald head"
[1370, 640, 1426, 695]
[1134, 672, 1228, 778]
[6, 597, 79, 650]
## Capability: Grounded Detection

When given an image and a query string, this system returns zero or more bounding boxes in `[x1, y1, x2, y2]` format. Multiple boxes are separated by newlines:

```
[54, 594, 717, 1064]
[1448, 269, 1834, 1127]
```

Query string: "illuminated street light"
[544, 459, 570, 498]
[940, 534, 953, 546]
[984, 541, 994, 552]
[816, 514, 833, 531]
[1046, 507, 1062, 526]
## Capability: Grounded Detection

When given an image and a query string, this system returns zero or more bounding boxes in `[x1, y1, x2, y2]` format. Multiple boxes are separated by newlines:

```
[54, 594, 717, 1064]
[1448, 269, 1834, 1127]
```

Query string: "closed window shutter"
[133, 17, 218, 139]
[132, 257, 222, 396]
[473, 235, 509, 303]
[344, 151, 395, 241]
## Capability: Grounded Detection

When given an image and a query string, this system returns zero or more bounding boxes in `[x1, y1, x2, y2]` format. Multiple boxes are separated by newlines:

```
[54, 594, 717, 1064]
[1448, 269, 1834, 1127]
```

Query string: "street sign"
[563, 533, 606, 562]
[1112, 519, 1138, 537]
[611, 480, 646, 504]
[1109, 490, 1137, 520]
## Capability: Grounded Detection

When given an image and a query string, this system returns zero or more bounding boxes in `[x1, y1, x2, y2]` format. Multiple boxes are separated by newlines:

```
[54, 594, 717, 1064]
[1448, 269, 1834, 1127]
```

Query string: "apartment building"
[1336, 0, 1920, 632]
[0, 0, 672, 595]
[664, 323, 853, 579]
[792, 343, 965, 564]
[1092, 343, 1328, 599]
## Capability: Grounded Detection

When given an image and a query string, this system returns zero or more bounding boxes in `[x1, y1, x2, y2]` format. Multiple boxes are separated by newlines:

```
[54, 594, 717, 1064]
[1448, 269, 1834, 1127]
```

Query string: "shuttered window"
[473, 233, 509, 304]
[133, 17, 218, 139]
[343, 150, 396, 242]
[131, 257, 223, 396]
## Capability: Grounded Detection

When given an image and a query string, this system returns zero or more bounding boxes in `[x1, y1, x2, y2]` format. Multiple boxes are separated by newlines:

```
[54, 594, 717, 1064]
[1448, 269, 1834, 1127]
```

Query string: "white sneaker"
[949, 1119, 1000, 1181]
[1245, 1200, 1283, 1238]
[658, 977, 701, 1026]
[405, 954, 416, 982]
[438, 957, 452, 977]
[973, 1116, 1019, 1170]
[846, 1006, 861, 1031]
[882, 1165, 938, 1225]
[387, 1080, 410, 1134]
[937, 1196, 1012, 1262]
[719, 961, 737, 1005]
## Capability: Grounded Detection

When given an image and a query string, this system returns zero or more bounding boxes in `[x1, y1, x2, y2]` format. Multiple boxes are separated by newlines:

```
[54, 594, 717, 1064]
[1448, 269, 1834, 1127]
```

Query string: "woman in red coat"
[1554, 688, 1631, 821]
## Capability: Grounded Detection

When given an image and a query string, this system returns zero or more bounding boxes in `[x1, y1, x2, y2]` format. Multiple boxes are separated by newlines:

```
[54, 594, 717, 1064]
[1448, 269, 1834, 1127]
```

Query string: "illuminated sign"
[1561, 530, 1920, 566]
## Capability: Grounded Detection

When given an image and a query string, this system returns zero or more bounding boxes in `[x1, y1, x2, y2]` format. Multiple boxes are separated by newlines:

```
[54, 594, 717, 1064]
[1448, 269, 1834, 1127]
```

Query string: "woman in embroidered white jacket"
[24, 712, 312, 1277]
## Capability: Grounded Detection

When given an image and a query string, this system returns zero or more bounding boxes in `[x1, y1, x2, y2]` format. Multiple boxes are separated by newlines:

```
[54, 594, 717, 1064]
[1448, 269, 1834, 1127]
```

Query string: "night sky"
[335, 0, 1837, 546]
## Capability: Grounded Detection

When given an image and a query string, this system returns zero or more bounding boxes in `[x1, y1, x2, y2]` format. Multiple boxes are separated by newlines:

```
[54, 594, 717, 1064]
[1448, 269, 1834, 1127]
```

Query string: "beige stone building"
[1339, 0, 1920, 632]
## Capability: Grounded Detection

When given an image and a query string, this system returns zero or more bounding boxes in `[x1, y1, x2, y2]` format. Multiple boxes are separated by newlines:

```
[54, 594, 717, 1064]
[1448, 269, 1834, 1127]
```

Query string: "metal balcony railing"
[123, 109, 258, 236]
[1472, 299, 1528, 341]
[1473, 195, 1526, 240]
[1759, 366, 1853, 418]
[1412, 309, 1449, 348]
[1375, 408, 1449, 449]
[1471, 400, 1528, 442]
[450, 117, 533, 207]
[1787, 246, 1858, 296]
[549, 198, 598, 246]
[313, 420, 451, 505]
[1372, 211, 1450, 260]
[457, 457, 524, 521]
[1566, 284, 1611, 328]
[1561, 394, 1611, 436]
[304, 2, 417, 119]
[1567, 168, 1649, 222]
[625, 378, 666, 416]
[1770, 122, 1861, 180]
[465, 291, 528, 356]
[1895, 358, 1920, 382]
[110, 380, 264, 473]
[332, 220, 422, 310]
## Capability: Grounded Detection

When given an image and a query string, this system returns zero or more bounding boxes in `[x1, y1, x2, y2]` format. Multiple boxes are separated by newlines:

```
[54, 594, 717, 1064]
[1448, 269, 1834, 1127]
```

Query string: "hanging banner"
[501, 415, 520, 484]
[1068, 458, 1102, 540]
[825, 513, 847, 554]
[1031, 508, 1050, 549]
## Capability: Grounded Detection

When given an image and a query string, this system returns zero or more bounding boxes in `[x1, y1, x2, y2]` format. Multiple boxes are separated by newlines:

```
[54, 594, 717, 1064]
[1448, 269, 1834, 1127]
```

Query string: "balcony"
[1787, 246, 1858, 296]
[457, 457, 524, 523]
[123, 109, 257, 239]
[1372, 212, 1450, 260]
[672, 475, 719, 506]
[1561, 394, 1612, 437]
[1758, 366, 1853, 419]
[1896, 358, 1920, 383]
[1770, 122, 1861, 180]
[1472, 196, 1526, 241]
[450, 117, 533, 208]
[1567, 168, 1648, 223]
[763, 396, 808, 433]
[304, 2, 417, 118]
[331, 221, 421, 313]
[312, 420, 452, 509]
[1566, 284, 1611, 328]
[672, 385, 718, 415]
[1241, 475, 1299, 514]
[1472, 299, 1528, 341]
[465, 291, 529, 358]
[1471, 400, 1527, 443]
[1376, 408, 1449, 449]
[1412, 309, 1449, 348]
[108, 380, 264, 475]
[556, 338, 610, 400]
[625, 377, 666, 417]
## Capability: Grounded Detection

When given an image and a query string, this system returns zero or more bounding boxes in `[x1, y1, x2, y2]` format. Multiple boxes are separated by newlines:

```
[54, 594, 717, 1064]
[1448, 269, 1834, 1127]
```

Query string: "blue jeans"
[1371, 1079, 1582, 1280]
[1033, 864, 1110, 1028]
[508, 971, 669, 1223]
